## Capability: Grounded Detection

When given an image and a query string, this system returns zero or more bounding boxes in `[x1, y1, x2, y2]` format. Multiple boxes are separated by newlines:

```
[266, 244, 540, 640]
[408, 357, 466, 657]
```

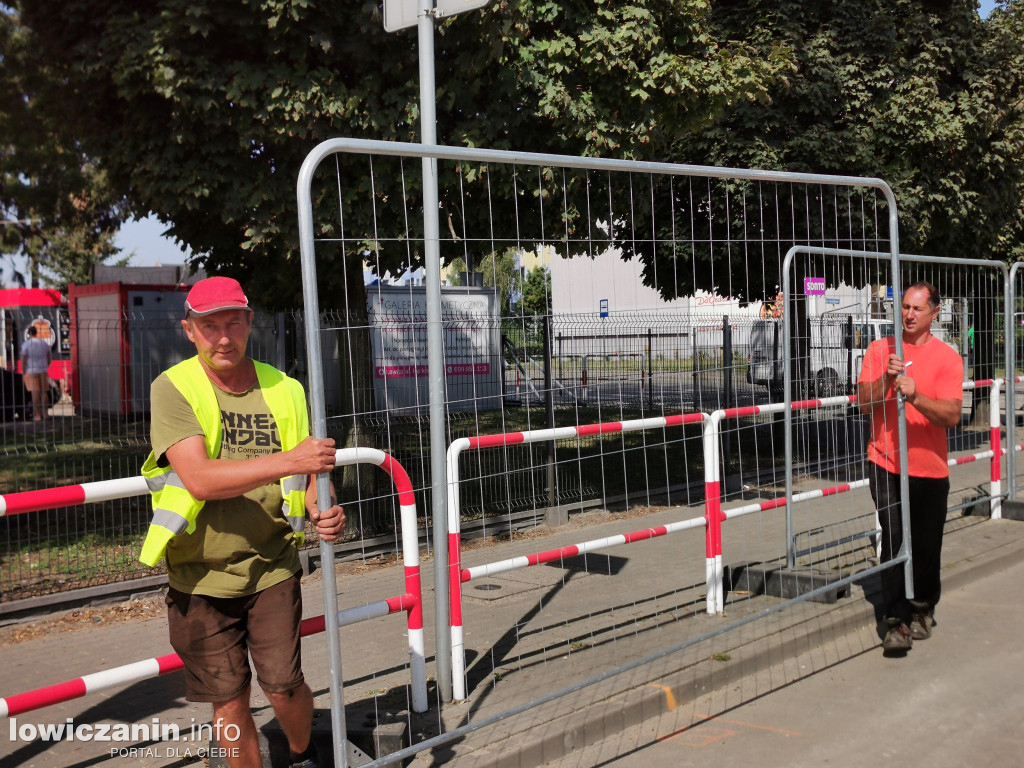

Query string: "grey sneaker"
[909, 611, 932, 640]
[882, 621, 913, 653]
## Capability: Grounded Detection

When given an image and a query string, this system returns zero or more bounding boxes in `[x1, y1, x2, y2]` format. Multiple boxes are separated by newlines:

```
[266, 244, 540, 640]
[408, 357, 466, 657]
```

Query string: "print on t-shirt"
[221, 409, 282, 458]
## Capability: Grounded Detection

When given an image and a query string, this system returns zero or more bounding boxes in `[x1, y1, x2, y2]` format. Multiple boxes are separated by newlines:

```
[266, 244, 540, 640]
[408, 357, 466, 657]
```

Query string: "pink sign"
[376, 365, 429, 379]
[803, 276, 826, 295]
[446, 363, 490, 376]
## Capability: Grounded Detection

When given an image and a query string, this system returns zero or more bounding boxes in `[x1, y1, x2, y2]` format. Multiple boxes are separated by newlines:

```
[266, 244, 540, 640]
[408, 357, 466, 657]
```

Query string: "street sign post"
[380, 0, 492, 712]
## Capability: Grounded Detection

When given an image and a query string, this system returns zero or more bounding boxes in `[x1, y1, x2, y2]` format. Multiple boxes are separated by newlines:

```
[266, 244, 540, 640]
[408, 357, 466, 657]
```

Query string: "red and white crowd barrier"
[445, 413, 708, 702]
[0, 448, 428, 717]
[0, 477, 150, 517]
[447, 378, 1013, 698]
[701, 395, 860, 614]
[2, 612, 362, 719]
[962, 379, 1002, 518]
[701, 379, 1009, 612]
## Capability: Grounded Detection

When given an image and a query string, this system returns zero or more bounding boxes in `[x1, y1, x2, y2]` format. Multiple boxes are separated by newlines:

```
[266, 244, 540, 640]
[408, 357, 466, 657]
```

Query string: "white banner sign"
[367, 285, 502, 412]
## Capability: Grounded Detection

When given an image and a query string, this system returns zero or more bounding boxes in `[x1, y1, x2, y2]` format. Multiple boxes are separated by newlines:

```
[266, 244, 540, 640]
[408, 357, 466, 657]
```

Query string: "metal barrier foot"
[210, 715, 376, 767]
[997, 500, 1024, 521]
[725, 562, 851, 604]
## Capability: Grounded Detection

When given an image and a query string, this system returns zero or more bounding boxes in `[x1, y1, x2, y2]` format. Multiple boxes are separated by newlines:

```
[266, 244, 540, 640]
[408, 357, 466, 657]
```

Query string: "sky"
[113, 214, 191, 268]
[0, 213, 189, 284]
[113, 214, 191, 267]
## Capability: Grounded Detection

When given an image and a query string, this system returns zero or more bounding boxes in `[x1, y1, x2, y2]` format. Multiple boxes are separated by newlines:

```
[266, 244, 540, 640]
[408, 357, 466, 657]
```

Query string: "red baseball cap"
[184, 277, 250, 317]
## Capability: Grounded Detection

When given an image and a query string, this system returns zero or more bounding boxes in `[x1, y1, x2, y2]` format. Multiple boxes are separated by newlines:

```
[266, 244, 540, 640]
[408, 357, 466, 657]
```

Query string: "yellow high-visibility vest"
[139, 357, 308, 567]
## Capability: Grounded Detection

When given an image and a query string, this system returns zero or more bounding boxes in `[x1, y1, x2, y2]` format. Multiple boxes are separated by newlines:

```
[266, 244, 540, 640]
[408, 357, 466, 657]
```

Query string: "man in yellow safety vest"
[140, 276, 344, 768]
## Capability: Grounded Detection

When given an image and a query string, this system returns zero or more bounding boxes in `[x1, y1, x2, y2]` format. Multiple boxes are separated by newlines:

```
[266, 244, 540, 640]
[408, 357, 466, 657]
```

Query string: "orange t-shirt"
[858, 335, 963, 478]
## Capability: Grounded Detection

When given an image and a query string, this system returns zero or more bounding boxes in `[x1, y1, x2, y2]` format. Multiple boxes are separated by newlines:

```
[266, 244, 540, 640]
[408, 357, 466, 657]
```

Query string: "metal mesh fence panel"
[776, 250, 1010, 588]
[293, 143, 919, 760]
[1008, 262, 1024, 498]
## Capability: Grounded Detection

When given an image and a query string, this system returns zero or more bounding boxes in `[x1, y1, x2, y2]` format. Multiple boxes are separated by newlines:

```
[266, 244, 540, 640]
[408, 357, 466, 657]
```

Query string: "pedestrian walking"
[19, 324, 52, 422]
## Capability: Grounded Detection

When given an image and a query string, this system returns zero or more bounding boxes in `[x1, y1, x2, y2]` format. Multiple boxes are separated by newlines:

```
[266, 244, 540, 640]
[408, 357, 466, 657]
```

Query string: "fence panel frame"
[783, 247, 1010, 599]
[1009, 262, 1024, 498]
[296, 138, 899, 762]
[445, 412, 708, 701]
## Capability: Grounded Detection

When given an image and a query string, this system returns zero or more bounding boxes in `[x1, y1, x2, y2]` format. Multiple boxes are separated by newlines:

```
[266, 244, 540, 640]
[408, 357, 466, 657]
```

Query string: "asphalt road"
[548, 556, 1024, 768]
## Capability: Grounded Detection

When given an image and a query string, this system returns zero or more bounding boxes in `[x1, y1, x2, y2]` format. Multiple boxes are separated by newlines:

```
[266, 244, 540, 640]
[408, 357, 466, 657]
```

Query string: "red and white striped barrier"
[702, 411, 724, 616]
[445, 413, 708, 702]
[700, 380, 1009, 612]
[445, 386, 1010, 700]
[701, 395, 857, 614]
[1, 654, 183, 719]
[0, 447, 428, 717]
[962, 379, 1002, 518]
[724, 479, 872, 521]
[0, 477, 150, 517]
[347, 447, 427, 714]
[0, 597, 426, 719]
[462, 517, 707, 583]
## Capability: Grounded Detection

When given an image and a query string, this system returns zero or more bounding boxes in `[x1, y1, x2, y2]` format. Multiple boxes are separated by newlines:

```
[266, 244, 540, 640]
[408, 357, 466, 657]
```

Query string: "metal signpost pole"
[415, 0, 454, 704]
[1009, 264, 1019, 500]
[384, 0, 490, 705]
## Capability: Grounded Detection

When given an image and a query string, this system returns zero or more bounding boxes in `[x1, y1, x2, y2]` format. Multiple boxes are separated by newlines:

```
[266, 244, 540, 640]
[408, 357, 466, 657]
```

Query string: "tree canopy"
[637, 0, 1024, 303]
[0, 8, 128, 289]
[448, 249, 551, 319]
[519, 263, 551, 317]
[6, 1, 1020, 307]
[11, 0, 790, 306]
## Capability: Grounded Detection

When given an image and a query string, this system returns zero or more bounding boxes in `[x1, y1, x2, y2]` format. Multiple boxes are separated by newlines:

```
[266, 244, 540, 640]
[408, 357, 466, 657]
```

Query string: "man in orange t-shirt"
[857, 281, 962, 655]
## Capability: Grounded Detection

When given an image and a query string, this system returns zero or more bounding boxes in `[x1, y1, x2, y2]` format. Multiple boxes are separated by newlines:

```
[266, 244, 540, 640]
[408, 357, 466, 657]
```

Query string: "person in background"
[857, 281, 963, 655]
[19, 325, 52, 422]
[140, 276, 345, 768]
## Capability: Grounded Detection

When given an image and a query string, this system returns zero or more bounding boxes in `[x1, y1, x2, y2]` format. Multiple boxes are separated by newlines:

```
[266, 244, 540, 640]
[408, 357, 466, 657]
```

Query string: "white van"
[746, 316, 894, 399]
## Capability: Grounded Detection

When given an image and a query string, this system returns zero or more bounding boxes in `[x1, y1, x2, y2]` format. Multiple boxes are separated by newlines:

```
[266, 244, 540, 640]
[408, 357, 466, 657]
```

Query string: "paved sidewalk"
[552, 557, 1024, 768]
[2, 459, 1023, 768]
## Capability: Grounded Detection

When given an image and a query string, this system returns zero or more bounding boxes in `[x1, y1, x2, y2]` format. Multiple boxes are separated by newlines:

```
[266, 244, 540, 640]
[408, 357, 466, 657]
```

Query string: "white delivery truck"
[746, 314, 895, 399]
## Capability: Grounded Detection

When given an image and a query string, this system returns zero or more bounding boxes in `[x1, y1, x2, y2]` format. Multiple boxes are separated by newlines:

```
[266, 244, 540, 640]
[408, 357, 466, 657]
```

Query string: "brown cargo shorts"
[165, 571, 305, 702]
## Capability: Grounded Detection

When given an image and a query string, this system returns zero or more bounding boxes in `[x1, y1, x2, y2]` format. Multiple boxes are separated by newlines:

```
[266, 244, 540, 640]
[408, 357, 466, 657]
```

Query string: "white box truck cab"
[746, 315, 895, 399]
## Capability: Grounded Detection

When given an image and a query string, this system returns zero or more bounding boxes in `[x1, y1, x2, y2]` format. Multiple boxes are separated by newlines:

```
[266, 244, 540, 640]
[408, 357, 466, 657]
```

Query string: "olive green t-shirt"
[150, 372, 302, 598]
